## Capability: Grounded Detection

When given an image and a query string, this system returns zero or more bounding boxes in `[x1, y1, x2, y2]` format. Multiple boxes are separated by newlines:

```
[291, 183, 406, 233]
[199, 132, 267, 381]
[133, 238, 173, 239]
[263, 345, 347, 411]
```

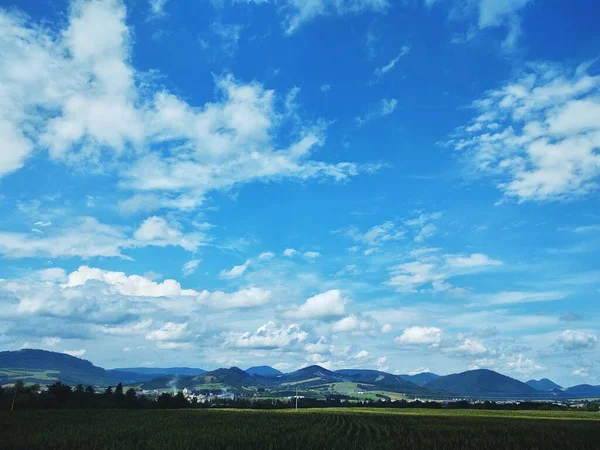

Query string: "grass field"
[1, 408, 599, 449]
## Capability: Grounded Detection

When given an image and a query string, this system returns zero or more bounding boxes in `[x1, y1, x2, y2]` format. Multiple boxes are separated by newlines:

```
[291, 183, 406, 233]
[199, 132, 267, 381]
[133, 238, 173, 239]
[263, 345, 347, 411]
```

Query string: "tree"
[85, 385, 95, 394]
[75, 384, 85, 395]
[48, 381, 72, 403]
[115, 382, 124, 396]
[104, 386, 113, 396]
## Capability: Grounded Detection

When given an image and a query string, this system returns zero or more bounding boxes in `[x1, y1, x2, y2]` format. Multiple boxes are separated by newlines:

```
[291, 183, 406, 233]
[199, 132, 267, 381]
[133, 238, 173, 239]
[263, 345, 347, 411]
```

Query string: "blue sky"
[0, 0, 599, 385]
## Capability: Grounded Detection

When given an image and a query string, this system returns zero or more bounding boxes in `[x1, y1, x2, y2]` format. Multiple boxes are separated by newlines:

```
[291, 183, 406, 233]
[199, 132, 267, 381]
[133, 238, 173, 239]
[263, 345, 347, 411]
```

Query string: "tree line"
[2, 381, 598, 412]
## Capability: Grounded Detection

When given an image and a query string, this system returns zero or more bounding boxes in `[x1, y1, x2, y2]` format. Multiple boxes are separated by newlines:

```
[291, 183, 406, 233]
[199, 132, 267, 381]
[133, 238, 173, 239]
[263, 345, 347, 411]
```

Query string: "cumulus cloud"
[0, 0, 367, 213]
[395, 326, 443, 346]
[0, 216, 204, 259]
[556, 330, 599, 351]
[227, 321, 308, 349]
[283, 248, 298, 257]
[331, 315, 376, 333]
[64, 266, 198, 297]
[285, 289, 346, 320]
[450, 61, 600, 202]
[473, 353, 545, 376]
[145, 322, 188, 341]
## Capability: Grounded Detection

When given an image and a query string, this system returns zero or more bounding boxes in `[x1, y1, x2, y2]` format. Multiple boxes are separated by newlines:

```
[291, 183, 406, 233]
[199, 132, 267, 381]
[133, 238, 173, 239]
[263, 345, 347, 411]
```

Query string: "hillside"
[400, 372, 440, 386]
[526, 378, 563, 391]
[426, 369, 541, 399]
[335, 369, 429, 394]
[560, 384, 600, 398]
[108, 367, 206, 383]
[0, 349, 117, 386]
[246, 366, 283, 376]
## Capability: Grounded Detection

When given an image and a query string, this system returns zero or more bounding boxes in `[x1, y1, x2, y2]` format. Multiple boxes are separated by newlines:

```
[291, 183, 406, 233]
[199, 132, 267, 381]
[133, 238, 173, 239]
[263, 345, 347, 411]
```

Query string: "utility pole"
[11, 384, 18, 411]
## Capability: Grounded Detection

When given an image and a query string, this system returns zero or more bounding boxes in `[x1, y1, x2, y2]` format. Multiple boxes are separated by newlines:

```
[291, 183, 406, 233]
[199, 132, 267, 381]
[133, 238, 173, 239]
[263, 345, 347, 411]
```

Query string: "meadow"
[1, 408, 599, 449]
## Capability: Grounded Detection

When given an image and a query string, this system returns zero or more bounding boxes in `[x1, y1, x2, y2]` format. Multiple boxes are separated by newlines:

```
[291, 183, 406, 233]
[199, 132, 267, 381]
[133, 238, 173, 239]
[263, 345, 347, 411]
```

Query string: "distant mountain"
[108, 367, 206, 383]
[246, 366, 283, 376]
[526, 378, 563, 391]
[426, 369, 540, 399]
[560, 384, 600, 398]
[0, 349, 117, 386]
[335, 369, 429, 394]
[277, 365, 343, 387]
[399, 372, 440, 386]
[138, 367, 253, 391]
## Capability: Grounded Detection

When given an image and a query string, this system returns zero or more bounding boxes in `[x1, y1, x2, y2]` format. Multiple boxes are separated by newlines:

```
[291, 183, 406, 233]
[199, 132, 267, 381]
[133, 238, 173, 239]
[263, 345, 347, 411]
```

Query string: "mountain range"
[2, 349, 599, 400]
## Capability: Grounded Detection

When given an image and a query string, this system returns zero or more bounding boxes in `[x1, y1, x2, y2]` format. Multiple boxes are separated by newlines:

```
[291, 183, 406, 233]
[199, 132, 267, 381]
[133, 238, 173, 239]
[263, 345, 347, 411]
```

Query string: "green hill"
[426, 369, 541, 399]
[0, 349, 117, 387]
[335, 369, 429, 394]
[526, 378, 563, 391]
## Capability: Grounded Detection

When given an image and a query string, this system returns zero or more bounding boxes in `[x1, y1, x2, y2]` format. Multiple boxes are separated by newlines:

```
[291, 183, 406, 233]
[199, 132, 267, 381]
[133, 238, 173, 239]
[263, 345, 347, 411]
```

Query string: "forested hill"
[0, 349, 117, 386]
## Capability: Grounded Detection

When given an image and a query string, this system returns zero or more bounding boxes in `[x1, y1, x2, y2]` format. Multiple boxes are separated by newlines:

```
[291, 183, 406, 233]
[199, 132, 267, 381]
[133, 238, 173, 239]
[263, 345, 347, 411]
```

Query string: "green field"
[1, 408, 599, 449]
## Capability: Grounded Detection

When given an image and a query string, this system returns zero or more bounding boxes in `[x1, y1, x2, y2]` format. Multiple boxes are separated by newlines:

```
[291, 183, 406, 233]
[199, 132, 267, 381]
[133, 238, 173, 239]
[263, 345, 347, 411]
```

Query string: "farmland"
[1, 408, 599, 450]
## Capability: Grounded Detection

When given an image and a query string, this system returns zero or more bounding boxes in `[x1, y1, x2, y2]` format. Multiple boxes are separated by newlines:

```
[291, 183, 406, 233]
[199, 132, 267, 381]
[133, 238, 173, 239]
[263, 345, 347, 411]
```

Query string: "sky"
[0, 0, 599, 386]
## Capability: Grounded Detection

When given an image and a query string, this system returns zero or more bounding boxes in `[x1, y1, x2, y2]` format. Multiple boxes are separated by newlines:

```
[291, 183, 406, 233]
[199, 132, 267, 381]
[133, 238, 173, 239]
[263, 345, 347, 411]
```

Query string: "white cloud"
[320, 84, 331, 93]
[133, 216, 203, 251]
[219, 260, 251, 279]
[381, 323, 392, 334]
[444, 338, 487, 355]
[474, 353, 545, 376]
[304, 337, 332, 354]
[64, 266, 198, 297]
[258, 251, 275, 261]
[63, 349, 86, 358]
[356, 98, 398, 126]
[41, 337, 62, 346]
[149, 0, 168, 17]
[450, 61, 600, 202]
[280, 0, 389, 35]
[38, 268, 67, 282]
[0, 215, 204, 259]
[331, 315, 376, 333]
[283, 248, 298, 257]
[341, 221, 404, 247]
[95, 320, 153, 336]
[145, 322, 188, 341]
[395, 326, 443, 345]
[182, 259, 201, 277]
[372, 46, 410, 82]
[227, 321, 308, 349]
[387, 250, 501, 293]
[197, 287, 272, 309]
[285, 289, 346, 320]
[352, 350, 369, 359]
[303, 251, 321, 259]
[571, 368, 589, 377]
[477, 0, 532, 29]
[556, 330, 599, 351]
[476, 291, 565, 306]
[404, 211, 441, 243]
[444, 253, 502, 270]
[0, 1, 366, 212]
